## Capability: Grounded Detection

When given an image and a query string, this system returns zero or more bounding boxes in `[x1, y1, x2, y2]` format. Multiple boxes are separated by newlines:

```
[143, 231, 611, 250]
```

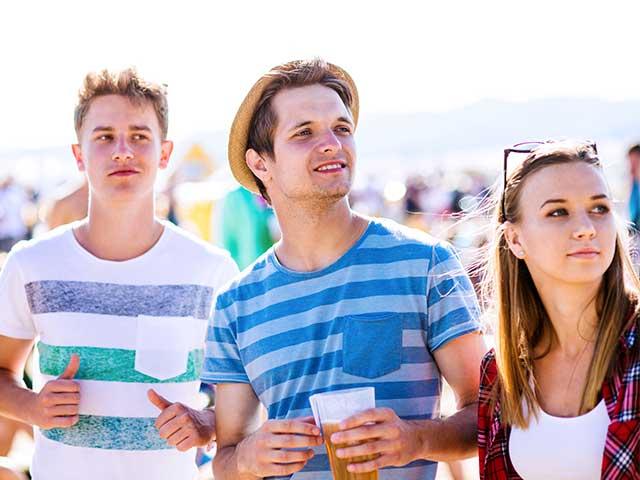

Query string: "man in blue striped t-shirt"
[203, 59, 487, 480]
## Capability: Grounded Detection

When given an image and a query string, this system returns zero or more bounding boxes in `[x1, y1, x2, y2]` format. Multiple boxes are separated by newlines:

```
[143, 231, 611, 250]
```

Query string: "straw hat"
[227, 60, 359, 193]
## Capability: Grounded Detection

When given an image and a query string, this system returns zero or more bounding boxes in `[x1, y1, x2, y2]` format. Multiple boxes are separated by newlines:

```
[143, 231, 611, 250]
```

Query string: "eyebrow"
[539, 194, 609, 209]
[92, 125, 152, 133]
[289, 116, 354, 131]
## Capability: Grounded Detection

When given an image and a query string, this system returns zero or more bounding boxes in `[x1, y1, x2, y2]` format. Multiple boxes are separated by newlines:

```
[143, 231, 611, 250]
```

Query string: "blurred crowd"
[0, 143, 638, 480]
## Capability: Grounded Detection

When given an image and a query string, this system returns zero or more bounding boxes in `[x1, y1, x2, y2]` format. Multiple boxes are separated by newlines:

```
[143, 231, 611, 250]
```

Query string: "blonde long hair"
[482, 141, 640, 428]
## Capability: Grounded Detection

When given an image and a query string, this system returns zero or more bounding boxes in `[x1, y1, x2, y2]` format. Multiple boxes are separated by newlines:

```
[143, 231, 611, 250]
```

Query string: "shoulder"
[162, 221, 234, 264]
[363, 217, 456, 258]
[213, 249, 274, 307]
[9, 224, 74, 261]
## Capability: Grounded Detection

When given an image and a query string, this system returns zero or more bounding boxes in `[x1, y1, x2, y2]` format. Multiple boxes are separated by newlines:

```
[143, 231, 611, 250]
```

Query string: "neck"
[273, 197, 368, 272]
[533, 277, 601, 357]
[74, 194, 163, 261]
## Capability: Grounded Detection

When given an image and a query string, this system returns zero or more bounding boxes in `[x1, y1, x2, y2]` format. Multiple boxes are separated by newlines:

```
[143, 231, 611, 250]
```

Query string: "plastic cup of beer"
[309, 387, 378, 480]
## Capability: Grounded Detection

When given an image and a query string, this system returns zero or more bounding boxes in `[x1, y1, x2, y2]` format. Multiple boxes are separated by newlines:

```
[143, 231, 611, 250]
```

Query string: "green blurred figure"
[220, 187, 278, 270]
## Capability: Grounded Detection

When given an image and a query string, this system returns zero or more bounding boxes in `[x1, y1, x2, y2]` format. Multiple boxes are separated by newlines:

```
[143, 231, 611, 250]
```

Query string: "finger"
[264, 462, 309, 477]
[266, 419, 321, 436]
[337, 439, 393, 459]
[46, 392, 80, 406]
[331, 423, 388, 445]
[267, 448, 315, 464]
[347, 454, 389, 474]
[339, 408, 393, 430]
[44, 379, 80, 394]
[175, 436, 197, 452]
[43, 391, 81, 406]
[155, 405, 181, 430]
[158, 416, 186, 439]
[46, 405, 80, 417]
[297, 416, 318, 425]
[50, 415, 80, 429]
[58, 354, 80, 380]
[166, 428, 190, 447]
[148, 388, 172, 411]
[265, 433, 324, 449]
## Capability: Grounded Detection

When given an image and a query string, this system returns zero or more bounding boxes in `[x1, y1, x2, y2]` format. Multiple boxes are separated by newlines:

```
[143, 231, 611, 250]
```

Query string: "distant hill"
[2, 97, 638, 188]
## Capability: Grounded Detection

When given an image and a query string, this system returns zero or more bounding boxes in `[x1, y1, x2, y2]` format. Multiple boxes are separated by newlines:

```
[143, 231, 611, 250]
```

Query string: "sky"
[2, 0, 640, 151]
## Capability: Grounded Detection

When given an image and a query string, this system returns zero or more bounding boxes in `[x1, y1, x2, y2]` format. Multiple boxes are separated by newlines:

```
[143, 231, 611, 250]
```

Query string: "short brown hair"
[74, 68, 169, 140]
[247, 58, 355, 203]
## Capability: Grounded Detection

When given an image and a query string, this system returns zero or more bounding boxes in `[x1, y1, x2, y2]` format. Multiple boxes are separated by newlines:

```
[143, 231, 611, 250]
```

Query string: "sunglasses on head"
[501, 140, 598, 222]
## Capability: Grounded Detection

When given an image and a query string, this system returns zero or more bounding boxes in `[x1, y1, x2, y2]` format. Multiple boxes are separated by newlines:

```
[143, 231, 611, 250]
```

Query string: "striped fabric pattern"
[26, 279, 213, 452]
[203, 218, 481, 479]
[0, 222, 239, 480]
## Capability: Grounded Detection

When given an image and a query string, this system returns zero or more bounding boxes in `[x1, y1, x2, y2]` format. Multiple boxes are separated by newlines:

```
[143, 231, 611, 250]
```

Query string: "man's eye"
[335, 126, 352, 134]
[296, 129, 311, 137]
[97, 135, 112, 141]
[592, 204, 610, 214]
[132, 134, 148, 141]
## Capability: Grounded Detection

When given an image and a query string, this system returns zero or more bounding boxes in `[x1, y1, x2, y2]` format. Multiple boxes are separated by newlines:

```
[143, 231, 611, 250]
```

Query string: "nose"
[317, 129, 341, 154]
[572, 212, 597, 240]
[112, 136, 134, 163]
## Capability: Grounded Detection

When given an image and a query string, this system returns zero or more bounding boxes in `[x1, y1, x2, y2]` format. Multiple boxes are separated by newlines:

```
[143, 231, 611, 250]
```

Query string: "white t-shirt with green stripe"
[0, 221, 239, 480]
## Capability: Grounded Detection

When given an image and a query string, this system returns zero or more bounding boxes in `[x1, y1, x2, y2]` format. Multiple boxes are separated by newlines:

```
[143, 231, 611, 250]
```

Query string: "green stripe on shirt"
[42, 414, 170, 450]
[39, 343, 204, 383]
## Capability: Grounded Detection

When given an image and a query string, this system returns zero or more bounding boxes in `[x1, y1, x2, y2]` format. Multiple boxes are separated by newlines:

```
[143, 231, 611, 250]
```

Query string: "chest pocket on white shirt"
[134, 315, 206, 381]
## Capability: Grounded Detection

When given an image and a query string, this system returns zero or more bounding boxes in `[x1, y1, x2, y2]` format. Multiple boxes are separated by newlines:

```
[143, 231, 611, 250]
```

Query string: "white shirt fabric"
[509, 399, 610, 480]
[0, 221, 239, 480]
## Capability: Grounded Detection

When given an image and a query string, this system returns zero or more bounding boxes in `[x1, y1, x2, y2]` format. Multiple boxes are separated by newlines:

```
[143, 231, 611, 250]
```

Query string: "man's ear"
[159, 140, 174, 170]
[71, 144, 85, 172]
[245, 148, 271, 184]
[503, 222, 526, 259]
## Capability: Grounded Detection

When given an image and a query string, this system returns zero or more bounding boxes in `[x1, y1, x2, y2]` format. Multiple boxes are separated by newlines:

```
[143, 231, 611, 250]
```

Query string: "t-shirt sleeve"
[425, 241, 482, 351]
[0, 250, 36, 339]
[200, 291, 250, 384]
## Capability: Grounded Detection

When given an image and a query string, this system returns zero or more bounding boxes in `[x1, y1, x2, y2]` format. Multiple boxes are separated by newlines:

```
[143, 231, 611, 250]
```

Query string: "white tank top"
[509, 399, 609, 479]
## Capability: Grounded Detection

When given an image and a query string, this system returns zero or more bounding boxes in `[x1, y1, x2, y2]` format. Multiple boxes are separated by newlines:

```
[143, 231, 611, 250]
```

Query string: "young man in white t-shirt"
[0, 69, 238, 480]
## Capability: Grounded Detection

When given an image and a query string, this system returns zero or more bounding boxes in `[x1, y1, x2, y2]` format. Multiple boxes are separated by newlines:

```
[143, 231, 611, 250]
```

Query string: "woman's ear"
[503, 222, 526, 259]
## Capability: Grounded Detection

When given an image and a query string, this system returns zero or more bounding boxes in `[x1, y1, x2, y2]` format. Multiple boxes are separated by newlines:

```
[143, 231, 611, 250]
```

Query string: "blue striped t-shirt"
[202, 218, 481, 479]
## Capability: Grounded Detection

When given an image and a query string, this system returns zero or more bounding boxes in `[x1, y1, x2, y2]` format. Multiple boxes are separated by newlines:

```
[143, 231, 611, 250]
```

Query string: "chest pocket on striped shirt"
[134, 315, 205, 381]
[342, 314, 402, 378]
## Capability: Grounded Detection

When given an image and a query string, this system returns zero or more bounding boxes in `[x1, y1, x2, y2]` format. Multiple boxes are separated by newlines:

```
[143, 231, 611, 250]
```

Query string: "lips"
[313, 160, 347, 172]
[109, 169, 139, 177]
[567, 248, 600, 258]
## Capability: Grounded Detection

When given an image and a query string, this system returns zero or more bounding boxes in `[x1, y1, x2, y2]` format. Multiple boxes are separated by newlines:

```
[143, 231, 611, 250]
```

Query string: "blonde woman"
[478, 141, 640, 479]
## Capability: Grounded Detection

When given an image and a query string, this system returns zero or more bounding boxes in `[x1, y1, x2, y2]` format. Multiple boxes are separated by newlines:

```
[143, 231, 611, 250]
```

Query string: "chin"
[560, 268, 609, 285]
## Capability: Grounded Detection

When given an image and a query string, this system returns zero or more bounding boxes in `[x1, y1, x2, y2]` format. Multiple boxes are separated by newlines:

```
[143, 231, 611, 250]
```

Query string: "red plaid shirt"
[478, 317, 640, 479]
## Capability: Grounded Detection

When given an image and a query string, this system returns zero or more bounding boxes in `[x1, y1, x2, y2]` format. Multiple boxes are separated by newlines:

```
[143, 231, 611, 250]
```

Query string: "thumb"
[58, 354, 80, 380]
[147, 388, 172, 411]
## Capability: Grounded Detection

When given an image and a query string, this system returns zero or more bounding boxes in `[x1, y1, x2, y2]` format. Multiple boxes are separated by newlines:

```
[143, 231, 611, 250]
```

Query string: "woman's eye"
[335, 126, 351, 134]
[548, 208, 568, 217]
[296, 129, 311, 137]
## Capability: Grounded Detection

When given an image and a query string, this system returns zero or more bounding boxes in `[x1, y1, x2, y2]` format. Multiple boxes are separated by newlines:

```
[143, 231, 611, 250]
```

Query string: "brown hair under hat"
[228, 58, 359, 198]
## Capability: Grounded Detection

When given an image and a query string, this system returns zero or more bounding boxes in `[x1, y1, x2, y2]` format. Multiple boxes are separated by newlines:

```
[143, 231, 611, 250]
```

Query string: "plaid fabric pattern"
[478, 317, 640, 479]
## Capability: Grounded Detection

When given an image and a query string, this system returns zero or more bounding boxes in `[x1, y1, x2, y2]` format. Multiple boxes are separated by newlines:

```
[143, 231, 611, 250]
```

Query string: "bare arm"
[417, 331, 487, 460]
[333, 332, 487, 472]
[0, 335, 80, 429]
[213, 383, 322, 480]
[0, 335, 38, 424]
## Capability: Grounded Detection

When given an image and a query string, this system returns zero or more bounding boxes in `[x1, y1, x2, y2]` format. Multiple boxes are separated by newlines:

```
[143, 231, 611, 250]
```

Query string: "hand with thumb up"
[148, 388, 216, 452]
[31, 354, 81, 429]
